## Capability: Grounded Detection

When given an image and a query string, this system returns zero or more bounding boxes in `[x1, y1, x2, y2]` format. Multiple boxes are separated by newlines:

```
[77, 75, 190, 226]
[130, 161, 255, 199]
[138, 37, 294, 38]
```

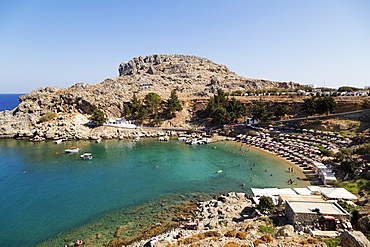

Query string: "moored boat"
[80, 153, 92, 160]
[65, 147, 79, 153]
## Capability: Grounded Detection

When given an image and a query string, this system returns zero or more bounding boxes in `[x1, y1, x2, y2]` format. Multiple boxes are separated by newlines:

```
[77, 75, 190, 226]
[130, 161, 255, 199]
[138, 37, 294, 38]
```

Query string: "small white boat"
[133, 137, 140, 142]
[80, 153, 92, 160]
[65, 147, 79, 153]
[55, 139, 63, 144]
[96, 138, 102, 143]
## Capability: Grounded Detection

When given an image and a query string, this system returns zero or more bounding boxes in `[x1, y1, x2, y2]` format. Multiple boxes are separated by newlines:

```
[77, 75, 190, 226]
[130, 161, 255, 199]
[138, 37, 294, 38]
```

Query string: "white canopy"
[318, 187, 357, 200]
[251, 188, 296, 197]
[293, 188, 314, 195]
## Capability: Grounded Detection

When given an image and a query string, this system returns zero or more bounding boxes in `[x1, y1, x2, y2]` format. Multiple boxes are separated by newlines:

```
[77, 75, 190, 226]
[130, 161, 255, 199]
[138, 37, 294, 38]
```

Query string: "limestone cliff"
[0, 54, 301, 140]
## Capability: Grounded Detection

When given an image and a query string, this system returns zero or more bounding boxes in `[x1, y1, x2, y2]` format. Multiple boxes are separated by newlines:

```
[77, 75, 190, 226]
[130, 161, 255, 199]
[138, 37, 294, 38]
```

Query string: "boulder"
[340, 230, 370, 247]
[357, 215, 370, 234]
[274, 225, 297, 238]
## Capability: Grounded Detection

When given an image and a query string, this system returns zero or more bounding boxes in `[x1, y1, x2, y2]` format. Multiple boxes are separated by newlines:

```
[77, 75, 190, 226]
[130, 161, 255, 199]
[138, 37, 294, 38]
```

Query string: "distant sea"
[0, 94, 24, 111]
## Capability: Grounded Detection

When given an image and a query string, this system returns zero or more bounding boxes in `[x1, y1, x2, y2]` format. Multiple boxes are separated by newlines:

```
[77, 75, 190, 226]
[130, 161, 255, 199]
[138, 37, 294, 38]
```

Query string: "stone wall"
[285, 201, 350, 226]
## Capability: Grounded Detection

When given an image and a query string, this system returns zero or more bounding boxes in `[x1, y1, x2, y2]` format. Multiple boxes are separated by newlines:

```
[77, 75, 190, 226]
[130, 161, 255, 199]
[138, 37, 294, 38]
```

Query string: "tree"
[90, 109, 106, 125]
[258, 196, 276, 211]
[272, 105, 290, 119]
[315, 96, 337, 115]
[167, 90, 183, 116]
[228, 97, 247, 123]
[301, 97, 317, 117]
[207, 89, 247, 123]
[362, 99, 370, 109]
[127, 93, 141, 118]
[338, 86, 358, 92]
[136, 104, 148, 123]
[207, 88, 230, 123]
[250, 102, 269, 122]
[145, 92, 162, 115]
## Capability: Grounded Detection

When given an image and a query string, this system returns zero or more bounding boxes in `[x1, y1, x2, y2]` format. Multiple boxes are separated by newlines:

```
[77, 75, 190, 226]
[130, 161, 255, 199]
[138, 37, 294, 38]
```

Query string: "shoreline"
[239, 142, 323, 186]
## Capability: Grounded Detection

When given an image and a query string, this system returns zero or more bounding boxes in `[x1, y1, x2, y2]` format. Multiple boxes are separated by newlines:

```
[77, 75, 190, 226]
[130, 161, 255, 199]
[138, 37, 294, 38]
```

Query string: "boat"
[80, 153, 92, 160]
[55, 139, 63, 144]
[103, 118, 137, 128]
[65, 147, 79, 153]
[96, 138, 102, 143]
[133, 137, 140, 142]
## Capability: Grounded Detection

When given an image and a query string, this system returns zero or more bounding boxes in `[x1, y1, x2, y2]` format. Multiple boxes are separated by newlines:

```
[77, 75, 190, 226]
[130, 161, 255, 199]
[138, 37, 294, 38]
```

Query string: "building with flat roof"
[285, 200, 350, 230]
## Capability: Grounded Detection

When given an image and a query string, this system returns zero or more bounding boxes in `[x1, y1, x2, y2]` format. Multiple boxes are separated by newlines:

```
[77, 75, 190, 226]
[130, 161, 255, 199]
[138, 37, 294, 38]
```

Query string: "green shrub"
[321, 237, 341, 247]
[38, 112, 57, 123]
[258, 225, 276, 234]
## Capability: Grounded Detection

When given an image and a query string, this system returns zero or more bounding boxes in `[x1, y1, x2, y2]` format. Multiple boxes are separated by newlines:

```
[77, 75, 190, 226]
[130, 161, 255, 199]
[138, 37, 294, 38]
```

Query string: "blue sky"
[0, 0, 369, 93]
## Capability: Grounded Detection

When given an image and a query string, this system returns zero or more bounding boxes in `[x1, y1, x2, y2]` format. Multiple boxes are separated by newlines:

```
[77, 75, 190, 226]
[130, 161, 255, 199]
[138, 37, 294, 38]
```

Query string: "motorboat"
[65, 147, 79, 153]
[96, 138, 102, 143]
[133, 137, 140, 142]
[80, 153, 92, 160]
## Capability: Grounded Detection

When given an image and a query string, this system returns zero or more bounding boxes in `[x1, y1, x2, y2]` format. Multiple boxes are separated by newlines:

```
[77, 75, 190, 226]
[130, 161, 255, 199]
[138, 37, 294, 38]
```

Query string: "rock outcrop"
[0, 54, 301, 140]
[117, 54, 299, 99]
[125, 192, 327, 247]
[340, 230, 370, 247]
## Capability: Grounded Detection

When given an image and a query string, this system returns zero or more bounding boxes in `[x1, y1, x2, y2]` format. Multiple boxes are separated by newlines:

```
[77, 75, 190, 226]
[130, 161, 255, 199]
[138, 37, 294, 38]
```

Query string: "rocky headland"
[0, 54, 303, 141]
[1, 54, 369, 141]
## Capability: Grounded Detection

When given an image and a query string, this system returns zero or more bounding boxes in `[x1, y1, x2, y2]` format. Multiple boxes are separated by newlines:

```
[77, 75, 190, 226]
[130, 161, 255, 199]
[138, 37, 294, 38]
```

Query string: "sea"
[0, 94, 24, 111]
[0, 94, 311, 247]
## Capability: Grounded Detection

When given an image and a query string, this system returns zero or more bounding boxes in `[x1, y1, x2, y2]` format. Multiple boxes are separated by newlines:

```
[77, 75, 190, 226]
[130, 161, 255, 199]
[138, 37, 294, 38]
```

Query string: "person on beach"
[175, 231, 184, 239]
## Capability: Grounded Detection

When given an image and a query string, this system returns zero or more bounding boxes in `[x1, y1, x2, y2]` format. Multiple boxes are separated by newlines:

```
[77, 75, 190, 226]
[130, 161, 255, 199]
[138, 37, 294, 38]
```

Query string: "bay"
[0, 138, 310, 246]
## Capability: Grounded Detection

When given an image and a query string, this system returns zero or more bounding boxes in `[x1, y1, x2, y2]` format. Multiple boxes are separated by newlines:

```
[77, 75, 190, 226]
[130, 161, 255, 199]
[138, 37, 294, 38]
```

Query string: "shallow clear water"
[0, 139, 309, 246]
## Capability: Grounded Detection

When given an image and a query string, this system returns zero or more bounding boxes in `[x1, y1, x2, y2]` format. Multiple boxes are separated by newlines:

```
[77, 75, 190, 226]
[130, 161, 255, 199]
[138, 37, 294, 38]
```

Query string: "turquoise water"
[0, 139, 309, 246]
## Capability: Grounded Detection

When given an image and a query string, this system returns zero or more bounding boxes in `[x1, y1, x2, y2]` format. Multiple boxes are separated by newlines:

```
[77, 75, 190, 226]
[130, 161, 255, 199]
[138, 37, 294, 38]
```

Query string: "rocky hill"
[0, 54, 301, 140]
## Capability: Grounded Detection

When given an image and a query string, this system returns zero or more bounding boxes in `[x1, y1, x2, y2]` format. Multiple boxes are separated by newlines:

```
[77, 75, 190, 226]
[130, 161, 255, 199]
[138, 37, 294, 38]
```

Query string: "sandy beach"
[239, 142, 323, 186]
